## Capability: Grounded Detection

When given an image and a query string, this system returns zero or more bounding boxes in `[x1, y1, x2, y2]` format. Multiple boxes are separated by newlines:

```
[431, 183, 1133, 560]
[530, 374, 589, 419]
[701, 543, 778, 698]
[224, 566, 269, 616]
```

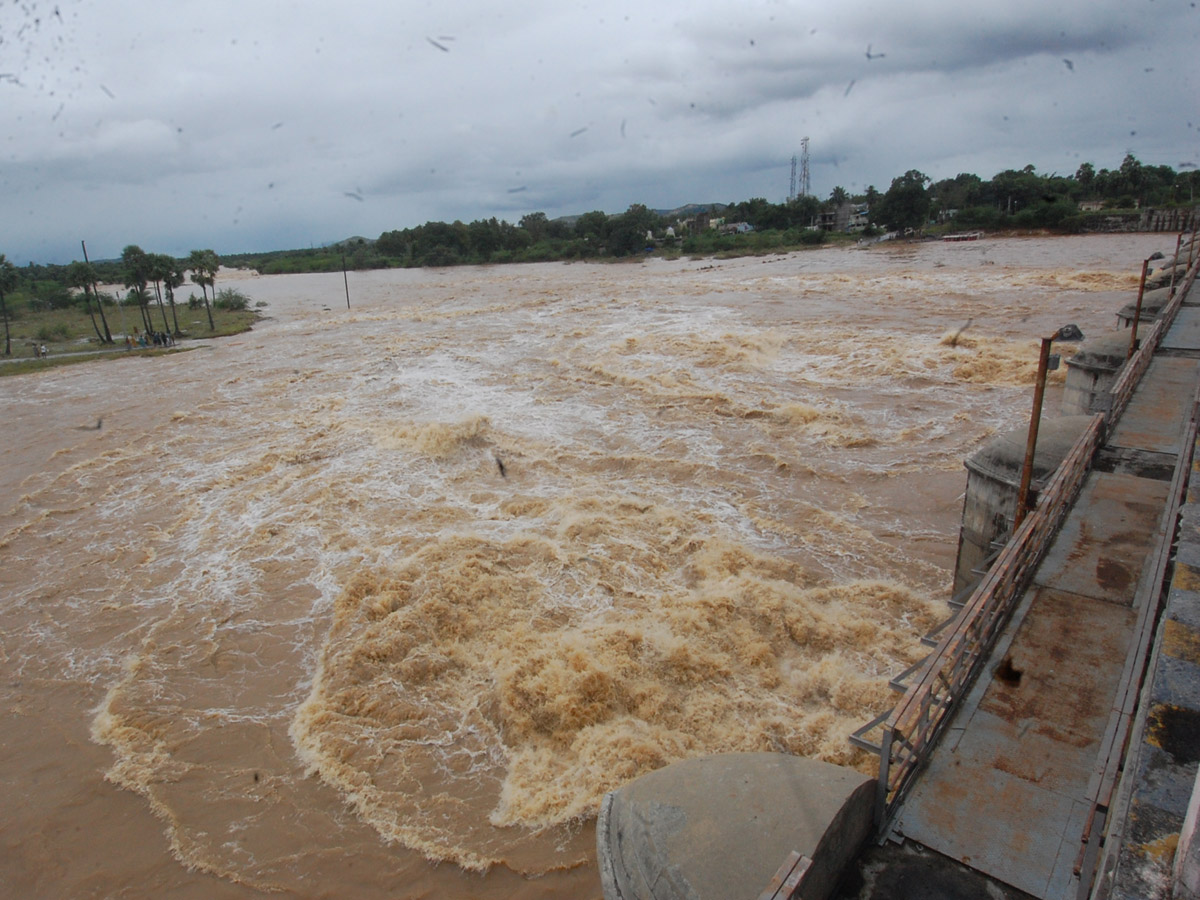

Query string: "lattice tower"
[799, 137, 811, 198]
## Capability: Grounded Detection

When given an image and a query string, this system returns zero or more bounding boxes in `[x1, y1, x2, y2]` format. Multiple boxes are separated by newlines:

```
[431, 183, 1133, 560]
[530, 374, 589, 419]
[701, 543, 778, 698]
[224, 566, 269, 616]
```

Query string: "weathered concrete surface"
[894, 575, 1143, 897]
[962, 417, 1095, 487]
[1099, 436, 1200, 899]
[1118, 286, 1172, 326]
[954, 417, 1095, 596]
[894, 360, 1186, 897]
[1162, 305, 1200, 354]
[1108, 356, 1200, 456]
[1032, 471, 1169, 605]
[1062, 332, 1132, 416]
[597, 753, 874, 900]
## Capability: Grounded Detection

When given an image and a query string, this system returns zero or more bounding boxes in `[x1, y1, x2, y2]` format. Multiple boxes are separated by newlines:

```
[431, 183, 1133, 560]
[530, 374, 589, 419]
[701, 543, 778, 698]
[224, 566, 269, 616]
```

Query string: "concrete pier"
[598, 754, 874, 900]
[953, 417, 1093, 597]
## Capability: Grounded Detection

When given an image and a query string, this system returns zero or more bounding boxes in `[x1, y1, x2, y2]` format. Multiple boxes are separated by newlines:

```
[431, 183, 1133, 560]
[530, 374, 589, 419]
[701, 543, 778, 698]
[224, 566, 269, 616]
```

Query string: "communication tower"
[799, 137, 811, 198]
[789, 155, 797, 202]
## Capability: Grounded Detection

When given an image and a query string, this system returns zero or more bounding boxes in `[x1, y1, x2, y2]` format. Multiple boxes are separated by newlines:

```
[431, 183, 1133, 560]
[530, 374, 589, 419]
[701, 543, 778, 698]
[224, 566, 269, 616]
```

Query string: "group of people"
[124, 330, 176, 350]
[31, 343, 48, 359]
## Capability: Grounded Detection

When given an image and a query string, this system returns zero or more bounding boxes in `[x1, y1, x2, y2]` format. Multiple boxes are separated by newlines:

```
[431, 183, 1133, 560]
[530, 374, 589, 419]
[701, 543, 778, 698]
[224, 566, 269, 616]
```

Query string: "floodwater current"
[0, 233, 1172, 898]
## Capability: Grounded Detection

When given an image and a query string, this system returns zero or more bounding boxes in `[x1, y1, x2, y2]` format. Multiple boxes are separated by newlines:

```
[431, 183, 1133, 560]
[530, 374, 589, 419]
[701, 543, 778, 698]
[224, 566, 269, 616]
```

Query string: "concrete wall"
[953, 418, 1094, 598]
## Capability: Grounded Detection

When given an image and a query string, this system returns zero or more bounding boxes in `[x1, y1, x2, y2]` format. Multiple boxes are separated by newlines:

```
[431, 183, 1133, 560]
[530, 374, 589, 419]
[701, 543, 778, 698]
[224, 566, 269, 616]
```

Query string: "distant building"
[1079, 200, 1104, 212]
[847, 204, 870, 231]
[819, 202, 867, 232]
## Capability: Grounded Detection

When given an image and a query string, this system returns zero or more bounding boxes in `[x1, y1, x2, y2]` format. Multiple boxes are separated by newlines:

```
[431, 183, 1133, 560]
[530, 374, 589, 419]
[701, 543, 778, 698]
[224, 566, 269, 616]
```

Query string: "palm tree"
[66, 260, 106, 343]
[188, 249, 215, 331]
[864, 185, 881, 224]
[121, 245, 153, 334]
[0, 254, 16, 356]
[147, 253, 173, 334]
[163, 260, 184, 336]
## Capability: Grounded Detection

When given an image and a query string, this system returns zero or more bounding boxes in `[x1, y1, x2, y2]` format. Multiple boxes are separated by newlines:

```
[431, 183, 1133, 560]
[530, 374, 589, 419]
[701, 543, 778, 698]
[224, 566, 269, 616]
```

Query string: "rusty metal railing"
[853, 240, 1200, 831]
[867, 414, 1104, 825]
[1108, 253, 1195, 422]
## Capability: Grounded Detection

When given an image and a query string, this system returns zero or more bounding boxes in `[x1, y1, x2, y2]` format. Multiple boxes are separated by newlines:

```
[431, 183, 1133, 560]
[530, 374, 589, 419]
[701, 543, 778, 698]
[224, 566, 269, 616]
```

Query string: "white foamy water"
[0, 234, 1169, 897]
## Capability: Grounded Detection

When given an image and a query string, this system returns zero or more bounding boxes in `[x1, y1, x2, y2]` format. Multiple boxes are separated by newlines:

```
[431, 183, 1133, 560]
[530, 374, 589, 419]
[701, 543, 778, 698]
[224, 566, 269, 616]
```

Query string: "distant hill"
[552, 203, 728, 227]
[654, 203, 729, 219]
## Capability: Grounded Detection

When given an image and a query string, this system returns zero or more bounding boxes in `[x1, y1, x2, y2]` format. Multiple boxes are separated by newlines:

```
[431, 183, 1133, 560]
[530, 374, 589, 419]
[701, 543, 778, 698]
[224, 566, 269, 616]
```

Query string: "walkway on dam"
[885, 301, 1200, 897]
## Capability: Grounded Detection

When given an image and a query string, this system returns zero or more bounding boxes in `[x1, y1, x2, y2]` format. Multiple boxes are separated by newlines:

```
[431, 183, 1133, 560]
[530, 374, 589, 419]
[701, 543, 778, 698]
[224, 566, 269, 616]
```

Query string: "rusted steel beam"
[1016, 336, 1056, 527]
[1129, 258, 1150, 361]
[1170, 234, 1184, 299]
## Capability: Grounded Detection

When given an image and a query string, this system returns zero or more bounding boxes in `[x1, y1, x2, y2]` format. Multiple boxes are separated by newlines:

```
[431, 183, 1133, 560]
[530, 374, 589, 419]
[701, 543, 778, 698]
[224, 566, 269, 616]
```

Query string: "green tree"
[376, 229, 409, 259]
[121, 245, 154, 334]
[930, 173, 983, 218]
[519, 211, 550, 243]
[876, 170, 932, 233]
[1074, 162, 1096, 195]
[1118, 153, 1144, 201]
[574, 210, 610, 246]
[0, 254, 16, 356]
[147, 253, 174, 334]
[162, 259, 184, 335]
[188, 249, 217, 330]
[466, 218, 501, 262]
[828, 186, 849, 208]
[606, 204, 662, 256]
[864, 185, 881, 223]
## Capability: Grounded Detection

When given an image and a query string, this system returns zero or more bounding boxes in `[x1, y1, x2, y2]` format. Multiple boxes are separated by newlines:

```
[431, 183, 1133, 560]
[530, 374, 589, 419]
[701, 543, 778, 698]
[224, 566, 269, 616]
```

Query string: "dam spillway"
[598, 234, 1200, 900]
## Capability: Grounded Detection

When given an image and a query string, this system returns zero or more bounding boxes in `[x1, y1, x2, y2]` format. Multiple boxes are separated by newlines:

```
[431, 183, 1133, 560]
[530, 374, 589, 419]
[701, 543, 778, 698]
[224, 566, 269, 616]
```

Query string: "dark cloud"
[0, 0, 1194, 263]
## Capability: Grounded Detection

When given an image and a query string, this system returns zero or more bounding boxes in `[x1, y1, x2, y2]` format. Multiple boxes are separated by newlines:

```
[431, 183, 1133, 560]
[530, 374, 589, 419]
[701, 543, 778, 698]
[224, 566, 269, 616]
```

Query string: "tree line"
[4, 152, 1197, 344]
[0, 247, 223, 356]
[232, 152, 1196, 273]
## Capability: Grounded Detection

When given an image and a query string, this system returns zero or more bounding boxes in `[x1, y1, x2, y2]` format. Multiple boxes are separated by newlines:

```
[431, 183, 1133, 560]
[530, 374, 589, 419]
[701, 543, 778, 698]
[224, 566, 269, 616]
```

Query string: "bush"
[36, 323, 70, 341]
[214, 288, 251, 310]
[956, 206, 1005, 228]
[421, 245, 461, 267]
[1055, 215, 1086, 234]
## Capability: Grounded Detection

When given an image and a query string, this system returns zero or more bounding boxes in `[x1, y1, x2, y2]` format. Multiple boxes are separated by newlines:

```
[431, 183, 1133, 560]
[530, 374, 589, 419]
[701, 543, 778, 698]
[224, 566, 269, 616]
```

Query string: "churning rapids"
[0, 234, 1168, 898]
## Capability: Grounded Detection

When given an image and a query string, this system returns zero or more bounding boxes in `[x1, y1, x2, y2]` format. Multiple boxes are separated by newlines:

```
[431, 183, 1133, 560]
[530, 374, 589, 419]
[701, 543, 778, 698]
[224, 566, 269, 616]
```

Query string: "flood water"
[0, 233, 1169, 898]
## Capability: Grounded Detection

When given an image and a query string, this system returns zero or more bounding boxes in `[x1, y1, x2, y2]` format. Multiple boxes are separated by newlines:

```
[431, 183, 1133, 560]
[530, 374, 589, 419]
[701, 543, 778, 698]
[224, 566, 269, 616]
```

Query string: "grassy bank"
[0, 305, 260, 377]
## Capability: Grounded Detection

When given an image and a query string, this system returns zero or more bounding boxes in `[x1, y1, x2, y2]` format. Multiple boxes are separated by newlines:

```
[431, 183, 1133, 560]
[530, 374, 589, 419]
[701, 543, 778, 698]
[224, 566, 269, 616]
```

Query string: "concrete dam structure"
[596, 231, 1200, 900]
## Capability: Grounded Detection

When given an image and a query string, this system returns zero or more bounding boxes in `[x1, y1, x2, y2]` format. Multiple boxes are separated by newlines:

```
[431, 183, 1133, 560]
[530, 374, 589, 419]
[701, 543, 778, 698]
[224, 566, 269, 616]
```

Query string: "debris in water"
[944, 318, 974, 346]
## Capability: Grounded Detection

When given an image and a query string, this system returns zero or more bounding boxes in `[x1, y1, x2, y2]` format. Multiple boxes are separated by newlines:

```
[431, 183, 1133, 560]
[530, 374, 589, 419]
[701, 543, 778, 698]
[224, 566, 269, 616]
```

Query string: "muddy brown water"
[0, 234, 1170, 898]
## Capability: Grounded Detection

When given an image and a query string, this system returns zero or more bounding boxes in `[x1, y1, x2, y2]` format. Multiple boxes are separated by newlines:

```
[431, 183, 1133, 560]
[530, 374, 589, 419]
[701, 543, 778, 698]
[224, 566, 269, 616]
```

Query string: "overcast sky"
[2, 0, 1197, 265]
